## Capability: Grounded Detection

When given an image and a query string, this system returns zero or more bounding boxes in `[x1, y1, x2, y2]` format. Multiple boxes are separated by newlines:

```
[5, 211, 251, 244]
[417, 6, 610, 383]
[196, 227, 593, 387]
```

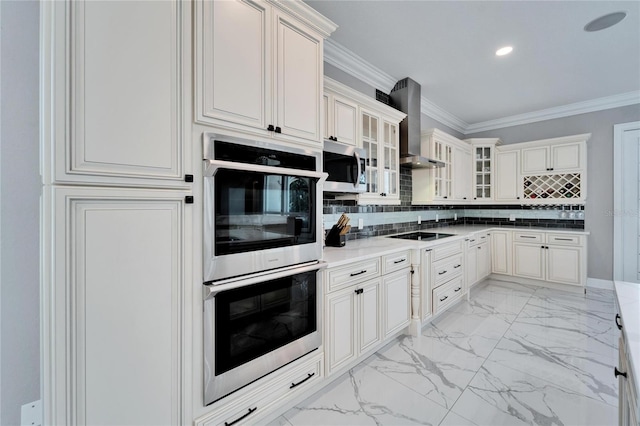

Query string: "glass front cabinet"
[466, 138, 502, 202]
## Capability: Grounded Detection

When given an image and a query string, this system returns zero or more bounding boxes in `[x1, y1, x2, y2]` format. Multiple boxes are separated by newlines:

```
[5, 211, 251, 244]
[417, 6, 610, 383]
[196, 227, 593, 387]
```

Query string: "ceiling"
[305, 1, 640, 133]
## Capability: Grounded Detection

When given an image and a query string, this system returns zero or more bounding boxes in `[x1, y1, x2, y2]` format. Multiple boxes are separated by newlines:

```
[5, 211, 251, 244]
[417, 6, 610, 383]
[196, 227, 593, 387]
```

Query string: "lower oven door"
[203, 262, 324, 405]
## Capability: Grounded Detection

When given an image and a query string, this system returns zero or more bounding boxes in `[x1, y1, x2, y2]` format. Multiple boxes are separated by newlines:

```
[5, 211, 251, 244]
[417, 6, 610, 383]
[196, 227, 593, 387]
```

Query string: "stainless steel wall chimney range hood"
[389, 78, 444, 169]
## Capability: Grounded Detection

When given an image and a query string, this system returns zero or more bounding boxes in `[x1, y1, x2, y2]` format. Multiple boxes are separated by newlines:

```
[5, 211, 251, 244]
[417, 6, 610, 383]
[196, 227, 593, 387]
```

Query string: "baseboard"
[586, 277, 614, 290]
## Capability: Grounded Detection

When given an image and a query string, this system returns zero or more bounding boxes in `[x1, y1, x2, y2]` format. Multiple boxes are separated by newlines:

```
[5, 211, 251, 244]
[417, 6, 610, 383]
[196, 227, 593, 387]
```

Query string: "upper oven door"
[203, 135, 326, 282]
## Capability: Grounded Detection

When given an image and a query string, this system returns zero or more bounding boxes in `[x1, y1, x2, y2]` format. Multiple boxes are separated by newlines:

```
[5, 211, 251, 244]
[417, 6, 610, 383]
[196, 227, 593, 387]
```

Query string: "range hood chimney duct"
[389, 78, 444, 169]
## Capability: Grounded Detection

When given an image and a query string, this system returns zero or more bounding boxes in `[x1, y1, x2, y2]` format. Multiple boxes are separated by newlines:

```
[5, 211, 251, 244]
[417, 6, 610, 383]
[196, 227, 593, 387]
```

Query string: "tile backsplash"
[323, 167, 584, 241]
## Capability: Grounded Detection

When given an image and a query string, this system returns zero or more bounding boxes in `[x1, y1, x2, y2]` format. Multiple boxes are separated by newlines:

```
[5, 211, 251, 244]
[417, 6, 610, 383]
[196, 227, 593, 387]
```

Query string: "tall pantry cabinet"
[41, 1, 336, 425]
[41, 1, 193, 424]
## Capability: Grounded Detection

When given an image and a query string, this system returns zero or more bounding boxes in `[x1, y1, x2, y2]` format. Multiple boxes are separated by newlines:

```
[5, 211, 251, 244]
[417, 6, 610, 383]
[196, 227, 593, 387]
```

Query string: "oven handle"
[204, 159, 328, 183]
[203, 261, 327, 300]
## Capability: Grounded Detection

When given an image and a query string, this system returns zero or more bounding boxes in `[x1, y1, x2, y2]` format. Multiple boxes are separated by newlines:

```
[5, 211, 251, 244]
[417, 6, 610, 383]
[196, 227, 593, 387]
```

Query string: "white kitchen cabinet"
[616, 313, 640, 426]
[355, 108, 404, 204]
[383, 269, 411, 338]
[323, 92, 358, 146]
[521, 142, 584, 174]
[491, 229, 512, 275]
[466, 232, 491, 289]
[495, 148, 521, 201]
[430, 240, 465, 315]
[45, 187, 190, 425]
[46, 0, 192, 188]
[196, 0, 336, 147]
[325, 279, 381, 375]
[465, 138, 502, 201]
[453, 145, 472, 201]
[512, 231, 585, 287]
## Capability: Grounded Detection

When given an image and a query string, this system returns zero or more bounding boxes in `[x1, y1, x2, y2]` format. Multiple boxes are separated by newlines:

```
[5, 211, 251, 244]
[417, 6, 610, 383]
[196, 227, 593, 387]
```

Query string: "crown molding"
[324, 39, 397, 93]
[420, 97, 468, 134]
[464, 91, 640, 134]
[324, 40, 640, 135]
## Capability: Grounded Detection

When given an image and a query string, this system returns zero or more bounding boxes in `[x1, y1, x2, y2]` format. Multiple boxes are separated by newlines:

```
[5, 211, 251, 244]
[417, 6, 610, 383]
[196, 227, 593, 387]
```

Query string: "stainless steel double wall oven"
[202, 134, 326, 404]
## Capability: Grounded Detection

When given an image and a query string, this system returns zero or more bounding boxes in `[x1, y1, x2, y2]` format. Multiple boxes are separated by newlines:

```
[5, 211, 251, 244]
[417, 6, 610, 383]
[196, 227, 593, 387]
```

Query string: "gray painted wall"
[1, 1, 41, 425]
[466, 104, 640, 281]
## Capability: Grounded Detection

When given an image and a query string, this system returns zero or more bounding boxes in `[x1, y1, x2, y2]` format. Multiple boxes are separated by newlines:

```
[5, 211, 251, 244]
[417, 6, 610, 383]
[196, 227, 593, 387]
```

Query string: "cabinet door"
[491, 230, 512, 275]
[199, 0, 269, 132]
[473, 146, 492, 200]
[274, 13, 322, 143]
[521, 146, 548, 174]
[323, 93, 330, 140]
[466, 245, 478, 286]
[382, 270, 411, 338]
[332, 96, 358, 146]
[362, 111, 380, 195]
[546, 245, 582, 286]
[381, 120, 400, 198]
[434, 142, 453, 199]
[325, 289, 357, 375]
[551, 143, 582, 171]
[50, 187, 187, 425]
[495, 150, 520, 200]
[359, 280, 382, 353]
[477, 242, 491, 281]
[513, 243, 545, 280]
[61, 0, 189, 186]
[455, 147, 472, 201]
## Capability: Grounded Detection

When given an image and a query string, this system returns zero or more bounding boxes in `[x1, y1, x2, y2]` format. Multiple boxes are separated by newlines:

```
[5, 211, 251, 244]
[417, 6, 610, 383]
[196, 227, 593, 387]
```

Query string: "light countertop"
[322, 224, 589, 268]
[614, 281, 640, 394]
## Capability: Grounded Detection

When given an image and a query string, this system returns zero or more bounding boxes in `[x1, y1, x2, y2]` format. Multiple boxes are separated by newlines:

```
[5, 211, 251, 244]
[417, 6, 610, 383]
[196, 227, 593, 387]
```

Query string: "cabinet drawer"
[432, 276, 464, 314]
[433, 254, 464, 287]
[196, 353, 323, 426]
[513, 231, 544, 243]
[432, 240, 463, 261]
[325, 258, 381, 293]
[382, 250, 411, 274]
[546, 233, 582, 246]
[466, 232, 489, 248]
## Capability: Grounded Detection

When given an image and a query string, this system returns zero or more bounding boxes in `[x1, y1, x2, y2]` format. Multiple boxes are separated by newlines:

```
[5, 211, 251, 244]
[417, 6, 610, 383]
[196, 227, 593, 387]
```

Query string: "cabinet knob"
[614, 367, 627, 379]
[267, 124, 275, 131]
[275, 126, 282, 133]
[184, 174, 194, 182]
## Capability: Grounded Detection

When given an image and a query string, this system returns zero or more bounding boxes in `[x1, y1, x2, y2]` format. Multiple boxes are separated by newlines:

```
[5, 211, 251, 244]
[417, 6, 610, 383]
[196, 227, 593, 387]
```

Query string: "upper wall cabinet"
[44, 0, 192, 188]
[195, 0, 336, 148]
[521, 138, 585, 174]
[323, 92, 358, 146]
[465, 138, 502, 201]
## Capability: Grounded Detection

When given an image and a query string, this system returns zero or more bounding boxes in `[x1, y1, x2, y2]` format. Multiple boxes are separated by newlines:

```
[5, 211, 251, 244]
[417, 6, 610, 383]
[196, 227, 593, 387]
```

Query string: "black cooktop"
[388, 232, 455, 241]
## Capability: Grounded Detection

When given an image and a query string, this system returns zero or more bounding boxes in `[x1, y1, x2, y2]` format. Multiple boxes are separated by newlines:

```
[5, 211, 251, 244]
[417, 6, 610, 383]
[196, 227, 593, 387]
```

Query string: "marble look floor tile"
[422, 309, 512, 358]
[450, 281, 534, 322]
[451, 359, 617, 426]
[438, 410, 478, 426]
[487, 328, 618, 406]
[363, 334, 486, 409]
[282, 362, 449, 426]
[264, 415, 293, 426]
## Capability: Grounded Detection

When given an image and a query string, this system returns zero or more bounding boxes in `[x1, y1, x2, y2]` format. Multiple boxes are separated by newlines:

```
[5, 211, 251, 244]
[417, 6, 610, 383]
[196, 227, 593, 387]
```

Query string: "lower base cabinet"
[617, 325, 639, 426]
[383, 269, 411, 338]
[512, 231, 585, 287]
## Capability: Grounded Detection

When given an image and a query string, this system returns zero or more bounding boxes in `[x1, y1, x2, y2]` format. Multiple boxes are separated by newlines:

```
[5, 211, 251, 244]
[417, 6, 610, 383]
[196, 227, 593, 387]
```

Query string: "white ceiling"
[305, 0, 640, 132]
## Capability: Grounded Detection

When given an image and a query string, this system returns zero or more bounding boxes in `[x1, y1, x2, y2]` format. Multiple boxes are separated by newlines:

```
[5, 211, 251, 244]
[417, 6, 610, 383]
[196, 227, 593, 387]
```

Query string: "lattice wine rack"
[523, 173, 581, 200]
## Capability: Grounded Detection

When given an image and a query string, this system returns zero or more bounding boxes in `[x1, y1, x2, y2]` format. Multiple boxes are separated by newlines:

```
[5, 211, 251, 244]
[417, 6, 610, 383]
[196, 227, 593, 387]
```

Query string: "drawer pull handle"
[354, 288, 364, 295]
[393, 258, 407, 264]
[438, 270, 447, 275]
[615, 314, 623, 330]
[350, 270, 367, 277]
[554, 238, 573, 241]
[470, 239, 475, 242]
[614, 367, 627, 379]
[454, 287, 462, 292]
[290, 372, 315, 389]
[453, 264, 461, 268]
[225, 407, 257, 426]
[439, 295, 448, 302]
[521, 235, 537, 239]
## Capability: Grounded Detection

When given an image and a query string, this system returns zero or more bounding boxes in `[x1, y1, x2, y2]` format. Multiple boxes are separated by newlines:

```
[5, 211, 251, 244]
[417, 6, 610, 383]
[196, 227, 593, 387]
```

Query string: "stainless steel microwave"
[323, 140, 366, 193]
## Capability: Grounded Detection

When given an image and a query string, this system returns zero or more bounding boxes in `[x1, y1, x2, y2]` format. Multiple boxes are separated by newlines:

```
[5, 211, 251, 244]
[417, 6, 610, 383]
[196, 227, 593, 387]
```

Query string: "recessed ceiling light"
[495, 46, 513, 56]
[584, 11, 627, 32]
